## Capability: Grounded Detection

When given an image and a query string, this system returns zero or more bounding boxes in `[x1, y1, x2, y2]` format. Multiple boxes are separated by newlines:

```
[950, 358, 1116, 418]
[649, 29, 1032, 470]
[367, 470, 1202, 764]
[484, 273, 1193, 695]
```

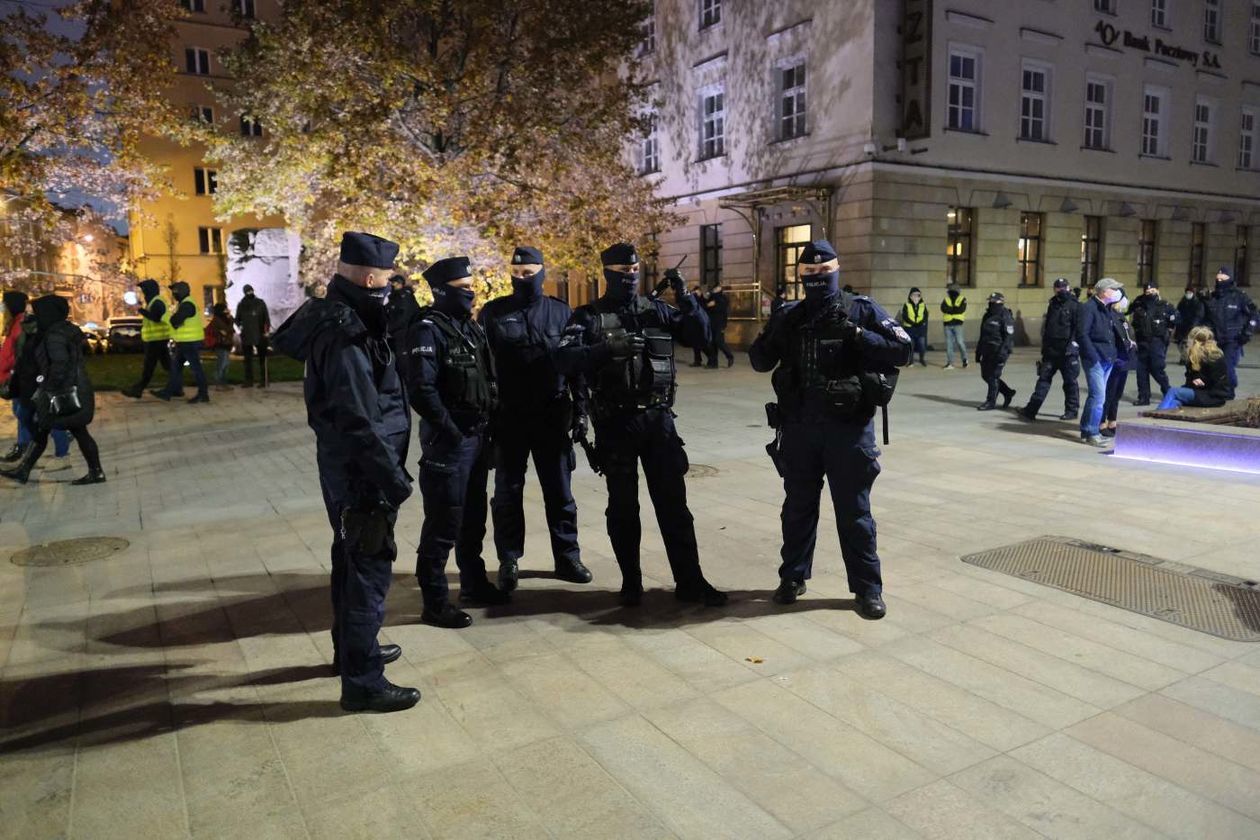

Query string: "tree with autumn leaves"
[207, 0, 673, 298]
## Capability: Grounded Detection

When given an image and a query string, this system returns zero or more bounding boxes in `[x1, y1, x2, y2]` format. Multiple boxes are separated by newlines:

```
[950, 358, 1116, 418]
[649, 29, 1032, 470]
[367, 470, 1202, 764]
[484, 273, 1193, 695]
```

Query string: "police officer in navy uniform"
[1018, 277, 1080, 421]
[479, 246, 591, 591]
[1202, 266, 1257, 399]
[749, 240, 910, 619]
[392, 256, 509, 630]
[975, 291, 1017, 411]
[272, 231, 418, 714]
[556, 242, 726, 607]
[1128, 279, 1176, 406]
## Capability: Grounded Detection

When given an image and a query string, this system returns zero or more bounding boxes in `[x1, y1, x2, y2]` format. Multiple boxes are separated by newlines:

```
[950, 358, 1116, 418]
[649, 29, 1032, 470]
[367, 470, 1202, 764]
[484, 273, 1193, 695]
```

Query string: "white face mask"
[1185, 292, 1195, 300]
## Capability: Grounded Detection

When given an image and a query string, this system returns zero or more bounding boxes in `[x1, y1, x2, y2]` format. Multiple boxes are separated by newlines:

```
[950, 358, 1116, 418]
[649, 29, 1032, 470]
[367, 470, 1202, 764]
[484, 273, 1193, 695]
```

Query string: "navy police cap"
[600, 243, 639, 266]
[339, 231, 399, 269]
[422, 256, 472, 286]
[512, 246, 544, 265]
[798, 239, 838, 265]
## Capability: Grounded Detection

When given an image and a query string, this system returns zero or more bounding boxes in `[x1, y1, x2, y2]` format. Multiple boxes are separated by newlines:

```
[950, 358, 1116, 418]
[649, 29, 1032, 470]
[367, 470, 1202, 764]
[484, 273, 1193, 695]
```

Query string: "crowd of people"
[895, 268, 1256, 446]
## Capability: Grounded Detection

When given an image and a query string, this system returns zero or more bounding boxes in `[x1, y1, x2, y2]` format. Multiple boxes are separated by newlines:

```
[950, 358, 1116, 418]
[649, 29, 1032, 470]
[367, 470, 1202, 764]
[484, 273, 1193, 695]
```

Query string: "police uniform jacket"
[555, 292, 710, 379]
[1203, 284, 1258, 345]
[478, 292, 576, 415]
[976, 304, 1015, 362]
[1040, 293, 1079, 356]
[1129, 295, 1176, 342]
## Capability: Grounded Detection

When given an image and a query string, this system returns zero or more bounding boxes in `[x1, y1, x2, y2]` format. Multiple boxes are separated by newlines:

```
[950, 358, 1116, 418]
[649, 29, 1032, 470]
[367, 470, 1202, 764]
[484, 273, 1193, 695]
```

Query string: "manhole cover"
[963, 536, 1260, 641]
[687, 464, 719, 478]
[9, 537, 130, 568]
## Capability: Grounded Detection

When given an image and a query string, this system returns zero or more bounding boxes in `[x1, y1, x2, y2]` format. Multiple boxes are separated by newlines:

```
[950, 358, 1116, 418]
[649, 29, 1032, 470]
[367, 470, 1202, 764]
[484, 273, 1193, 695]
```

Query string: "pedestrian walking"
[1, 296, 104, 485]
[749, 240, 911, 619]
[1018, 277, 1080, 421]
[121, 279, 174, 399]
[1101, 295, 1137, 438]
[975, 292, 1017, 410]
[208, 302, 235, 388]
[272, 231, 418, 714]
[898, 287, 928, 366]
[940, 283, 969, 369]
[1077, 277, 1127, 446]
[235, 284, 271, 388]
[1158, 326, 1231, 409]
[704, 283, 735, 368]
[155, 281, 209, 403]
[4, 299, 72, 464]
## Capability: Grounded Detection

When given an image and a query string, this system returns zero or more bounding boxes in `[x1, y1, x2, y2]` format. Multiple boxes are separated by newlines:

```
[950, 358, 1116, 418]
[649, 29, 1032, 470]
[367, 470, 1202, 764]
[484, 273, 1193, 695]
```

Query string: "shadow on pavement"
[909, 393, 987, 409]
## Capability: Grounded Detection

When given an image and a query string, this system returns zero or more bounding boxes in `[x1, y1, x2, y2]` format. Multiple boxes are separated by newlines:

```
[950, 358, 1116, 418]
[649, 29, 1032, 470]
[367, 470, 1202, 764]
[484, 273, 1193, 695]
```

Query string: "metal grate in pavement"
[9, 537, 131, 568]
[962, 536, 1260, 641]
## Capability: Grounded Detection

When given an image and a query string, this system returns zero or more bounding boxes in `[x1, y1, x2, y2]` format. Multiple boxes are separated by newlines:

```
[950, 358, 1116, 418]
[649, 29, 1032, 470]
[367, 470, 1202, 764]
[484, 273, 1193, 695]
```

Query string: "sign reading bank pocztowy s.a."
[899, 0, 932, 140]
[1094, 20, 1223, 70]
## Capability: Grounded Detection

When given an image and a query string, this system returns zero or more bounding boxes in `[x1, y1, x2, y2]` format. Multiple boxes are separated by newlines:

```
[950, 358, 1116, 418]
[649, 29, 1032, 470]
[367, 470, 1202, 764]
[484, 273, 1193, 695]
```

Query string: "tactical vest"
[141, 297, 172, 342]
[170, 299, 203, 343]
[423, 309, 497, 415]
[772, 302, 868, 420]
[1131, 299, 1169, 341]
[586, 296, 676, 413]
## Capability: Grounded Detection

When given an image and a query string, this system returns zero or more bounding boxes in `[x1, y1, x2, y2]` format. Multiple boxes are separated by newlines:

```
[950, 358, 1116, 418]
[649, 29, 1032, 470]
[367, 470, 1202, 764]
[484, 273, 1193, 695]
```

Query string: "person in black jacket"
[704, 283, 735, 368]
[1101, 296, 1137, 438]
[155, 281, 209, 403]
[1, 296, 104, 485]
[1158, 326, 1232, 409]
[1128, 280, 1176, 406]
[1077, 277, 1126, 446]
[272, 232, 417, 714]
[1018, 277, 1079, 421]
[1174, 286, 1205, 344]
[235, 284, 271, 388]
[121, 278, 174, 399]
[1202, 266, 1258, 398]
[975, 292, 1016, 410]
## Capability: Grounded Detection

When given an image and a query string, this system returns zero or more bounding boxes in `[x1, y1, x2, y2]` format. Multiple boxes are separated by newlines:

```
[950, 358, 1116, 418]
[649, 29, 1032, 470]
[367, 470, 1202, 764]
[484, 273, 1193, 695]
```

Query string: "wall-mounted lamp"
[862, 141, 877, 156]
[992, 193, 1012, 209]
[1059, 198, 1079, 214]
[1117, 202, 1136, 217]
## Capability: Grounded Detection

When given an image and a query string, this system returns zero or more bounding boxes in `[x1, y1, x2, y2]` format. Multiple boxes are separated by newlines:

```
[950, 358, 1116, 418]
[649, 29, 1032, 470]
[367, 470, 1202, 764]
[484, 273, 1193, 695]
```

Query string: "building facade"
[127, 0, 282, 316]
[638, 0, 1260, 346]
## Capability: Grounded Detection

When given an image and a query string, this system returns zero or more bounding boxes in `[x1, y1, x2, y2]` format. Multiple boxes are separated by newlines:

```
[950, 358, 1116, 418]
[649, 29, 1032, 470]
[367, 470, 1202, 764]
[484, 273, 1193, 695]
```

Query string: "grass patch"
[85, 352, 304, 391]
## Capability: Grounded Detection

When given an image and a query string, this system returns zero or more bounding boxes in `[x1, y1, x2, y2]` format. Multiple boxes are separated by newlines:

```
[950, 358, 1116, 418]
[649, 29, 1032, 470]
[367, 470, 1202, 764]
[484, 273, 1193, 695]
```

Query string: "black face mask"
[330, 275, 389, 328]
[511, 268, 545, 302]
[432, 283, 475, 317]
[802, 270, 840, 306]
[603, 269, 640, 302]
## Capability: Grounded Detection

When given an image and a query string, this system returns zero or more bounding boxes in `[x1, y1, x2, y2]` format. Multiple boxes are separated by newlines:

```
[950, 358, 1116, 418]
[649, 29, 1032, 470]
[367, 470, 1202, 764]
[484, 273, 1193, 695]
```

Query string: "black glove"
[836, 317, 861, 343]
[341, 499, 394, 556]
[664, 267, 686, 296]
[606, 331, 646, 359]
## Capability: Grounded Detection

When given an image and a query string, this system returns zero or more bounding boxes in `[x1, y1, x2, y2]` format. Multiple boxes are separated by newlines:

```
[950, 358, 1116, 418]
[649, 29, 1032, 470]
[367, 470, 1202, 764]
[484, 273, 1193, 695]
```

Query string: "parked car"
[107, 316, 144, 353]
[79, 322, 109, 355]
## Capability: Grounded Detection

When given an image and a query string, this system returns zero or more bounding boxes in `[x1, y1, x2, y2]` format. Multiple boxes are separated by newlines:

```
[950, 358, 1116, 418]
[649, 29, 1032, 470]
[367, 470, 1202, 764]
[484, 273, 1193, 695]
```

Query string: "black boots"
[773, 579, 807, 604]
[676, 579, 729, 607]
[0, 448, 37, 483]
[458, 579, 511, 606]
[2, 444, 24, 463]
[856, 593, 887, 620]
[422, 602, 473, 629]
[332, 643, 401, 676]
[340, 680, 420, 713]
[1001, 387, 1017, 409]
[71, 468, 107, 486]
[498, 560, 519, 592]
[554, 559, 593, 584]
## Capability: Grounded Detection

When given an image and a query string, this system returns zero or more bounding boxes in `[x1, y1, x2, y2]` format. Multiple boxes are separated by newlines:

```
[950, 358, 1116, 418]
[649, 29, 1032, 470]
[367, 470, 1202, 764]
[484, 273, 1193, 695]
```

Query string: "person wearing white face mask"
[1076, 277, 1127, 446]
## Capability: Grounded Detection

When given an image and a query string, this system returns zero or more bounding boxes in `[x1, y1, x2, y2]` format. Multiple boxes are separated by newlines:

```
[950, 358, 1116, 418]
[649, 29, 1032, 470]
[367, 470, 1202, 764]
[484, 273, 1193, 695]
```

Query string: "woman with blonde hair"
[1157, 326, 1231, 410]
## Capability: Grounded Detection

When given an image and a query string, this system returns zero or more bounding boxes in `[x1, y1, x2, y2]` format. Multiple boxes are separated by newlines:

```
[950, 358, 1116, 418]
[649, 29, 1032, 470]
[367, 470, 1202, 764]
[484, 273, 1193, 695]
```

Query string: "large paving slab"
[2, 349, 1259, 839]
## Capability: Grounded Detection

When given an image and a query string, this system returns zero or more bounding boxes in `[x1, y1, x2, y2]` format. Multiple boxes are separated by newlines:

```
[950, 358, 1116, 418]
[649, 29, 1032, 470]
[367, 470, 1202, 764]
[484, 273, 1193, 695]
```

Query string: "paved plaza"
[2, 349, 1260, 840]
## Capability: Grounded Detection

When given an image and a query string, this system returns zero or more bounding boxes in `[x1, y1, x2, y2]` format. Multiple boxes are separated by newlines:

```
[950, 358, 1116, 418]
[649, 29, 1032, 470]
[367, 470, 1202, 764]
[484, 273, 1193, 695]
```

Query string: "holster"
[341, 504, 391, 557]
[764, 401, 781, 430]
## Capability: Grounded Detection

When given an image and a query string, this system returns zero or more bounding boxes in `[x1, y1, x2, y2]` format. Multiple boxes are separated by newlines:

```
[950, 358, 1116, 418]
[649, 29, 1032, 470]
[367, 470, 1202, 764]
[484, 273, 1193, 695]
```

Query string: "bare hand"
[1192, 378, 1205, 387]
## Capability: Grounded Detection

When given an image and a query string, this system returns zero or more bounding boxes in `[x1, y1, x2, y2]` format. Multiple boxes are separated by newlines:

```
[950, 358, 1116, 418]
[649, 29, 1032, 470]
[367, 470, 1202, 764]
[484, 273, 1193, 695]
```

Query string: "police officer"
[271, 231, 418, 714]
[1202, 266, 1257, 399]
[1019, 278, 1079, 421]
[749, 240, 910, 619]
[974, 292, 1016, 411]
[479, 246, 591, 591]
[1128, 279, 1176, 406]
[556, 242, 726, 607]
[393, 255, 508, 630]
[121, 279, 173, 399]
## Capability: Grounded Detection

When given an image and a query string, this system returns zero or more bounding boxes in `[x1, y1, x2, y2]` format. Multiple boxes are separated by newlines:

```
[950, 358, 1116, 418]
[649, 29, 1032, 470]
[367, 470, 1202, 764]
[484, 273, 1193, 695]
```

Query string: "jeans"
[1158, 387, 1196, 410]
[161, 341, 208, 398]
[1080, 359, 1115, 437]
[944, 324, 968, 365]
[214, 348, 230, 384]
[13, 398, 70, 456]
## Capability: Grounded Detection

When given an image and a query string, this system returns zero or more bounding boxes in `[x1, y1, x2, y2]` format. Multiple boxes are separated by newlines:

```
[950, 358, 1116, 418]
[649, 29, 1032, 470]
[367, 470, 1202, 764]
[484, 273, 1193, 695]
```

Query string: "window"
[1188, 222, 1206, 286]
[640, 11, 656, 55]
[700, 224, 722, 288]
[1019, 62, 1051, 142]
[1081, 216, 1104, 286]
[1252, 2, 1260, 55]
[190, 105, 213, 124]
[1084, 76, 1111, 150]
[947, 47, 981, 132]
[1142, 86, 1167, 157]
[185, 47, 210, 75]
[775, 224, 812, 300]
[198, 227, 224, 255]
[181, 0, 205, 11]
[779, 61, 807, 140]
[700, 0, 721, 29]
[240, 116, 263, 137]
[1151, 0, 1168, 28]
[1018, 212, 1044, 287]
[1204, 0, 1222, 42]
[637, 114, 659, 174]
[699, 87, 725, 159]
[202, 285, 219, 317]
[1138, 220, 1158, 286]
[1192, 97, 1214, 163]
[946, 207, 975, 287]
[235, 0, 256, 18]
[1094, 0, 1117, 12]
[1240, 107, 1259, 170]
[193, 168, 217, 196]
[1237, 225, 1252, 286]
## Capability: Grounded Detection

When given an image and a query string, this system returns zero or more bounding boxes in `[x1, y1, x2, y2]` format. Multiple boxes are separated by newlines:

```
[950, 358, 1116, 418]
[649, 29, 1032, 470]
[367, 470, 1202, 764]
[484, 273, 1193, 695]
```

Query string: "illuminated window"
[946, 207, 975, 287]
[1081, 216, 1104, 286]
[1018, 212, 1044, 287]
[775, 224, 812, 300]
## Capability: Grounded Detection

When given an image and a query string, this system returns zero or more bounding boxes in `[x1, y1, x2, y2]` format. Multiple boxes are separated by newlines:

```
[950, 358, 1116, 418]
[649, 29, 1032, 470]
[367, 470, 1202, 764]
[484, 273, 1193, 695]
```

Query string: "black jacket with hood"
[137, 279, 167, 329]
[29, 295, 95, 428]
[273, 279, 411, 508]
